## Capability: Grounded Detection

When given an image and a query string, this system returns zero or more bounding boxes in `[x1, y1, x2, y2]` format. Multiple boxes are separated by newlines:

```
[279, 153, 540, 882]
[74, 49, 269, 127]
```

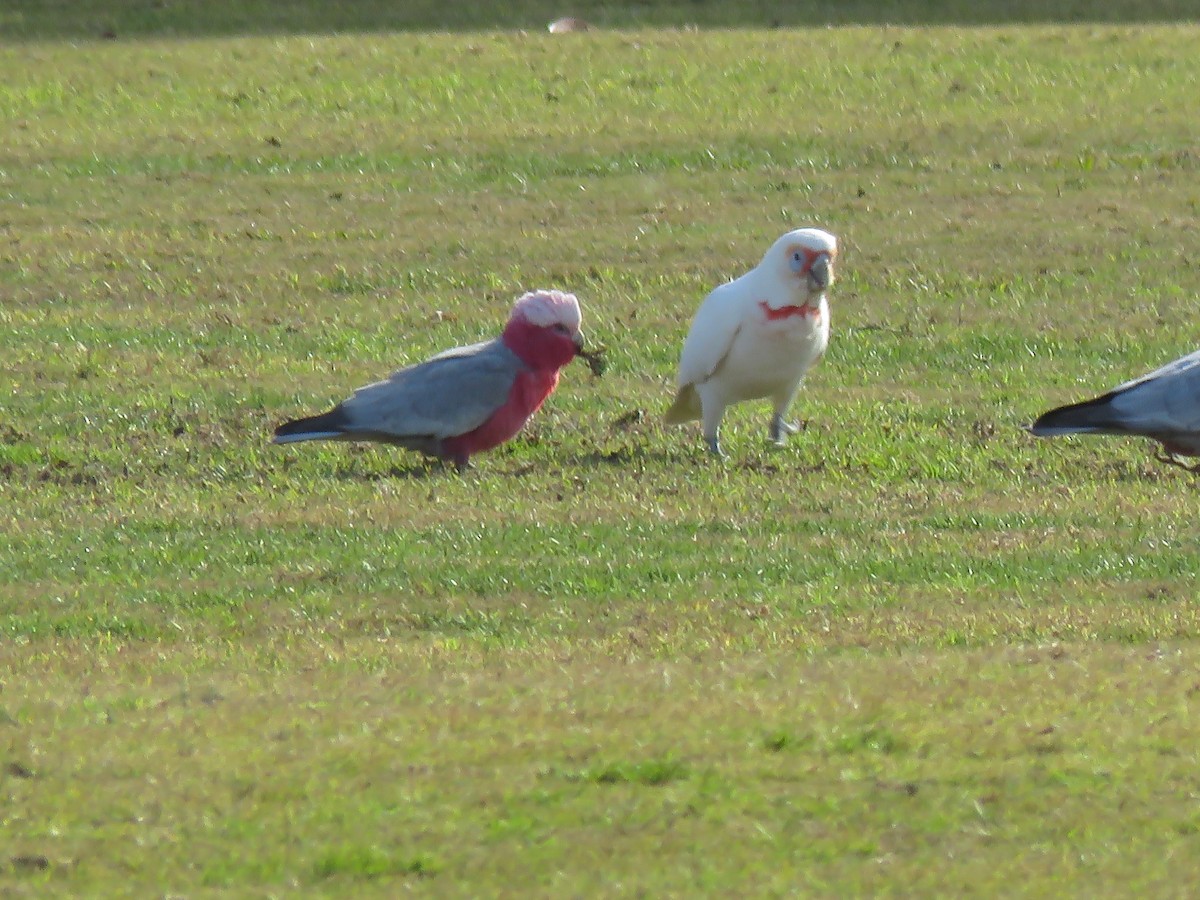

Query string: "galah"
[1029, 347, 1200, 470]
[273, 289, 590, 469]
[664, 227, 838, 456]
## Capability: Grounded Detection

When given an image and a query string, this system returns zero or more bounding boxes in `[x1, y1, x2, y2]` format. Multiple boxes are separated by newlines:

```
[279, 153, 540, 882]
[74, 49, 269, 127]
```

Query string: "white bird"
[664, 227, 838, 456]
[1029, 347, 1200, 470]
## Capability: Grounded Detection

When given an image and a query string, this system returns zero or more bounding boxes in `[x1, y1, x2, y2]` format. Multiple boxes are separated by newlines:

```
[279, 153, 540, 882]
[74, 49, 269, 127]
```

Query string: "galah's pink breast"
[441, 369, 561, 464]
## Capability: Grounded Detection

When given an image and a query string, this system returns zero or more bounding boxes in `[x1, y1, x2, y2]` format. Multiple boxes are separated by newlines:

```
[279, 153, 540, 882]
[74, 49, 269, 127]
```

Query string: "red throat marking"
[758, 300, 818, 321]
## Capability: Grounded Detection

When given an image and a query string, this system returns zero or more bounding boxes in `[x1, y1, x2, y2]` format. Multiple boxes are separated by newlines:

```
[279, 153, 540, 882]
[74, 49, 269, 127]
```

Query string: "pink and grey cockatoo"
[273, 289, 588, 468]
[664, 227, 838, 457]
[1029, 347, 1200, 470]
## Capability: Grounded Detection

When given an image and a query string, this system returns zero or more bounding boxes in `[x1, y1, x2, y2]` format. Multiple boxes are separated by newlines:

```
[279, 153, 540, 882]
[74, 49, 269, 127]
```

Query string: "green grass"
[2, 0, 1199, 40]
[4, 2, 1200, 895]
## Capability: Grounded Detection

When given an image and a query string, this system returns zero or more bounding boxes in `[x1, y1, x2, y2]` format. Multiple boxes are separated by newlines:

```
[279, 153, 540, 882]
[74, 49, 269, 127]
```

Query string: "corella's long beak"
[808, 254, 833, 292]
[573, 330, 586, 353]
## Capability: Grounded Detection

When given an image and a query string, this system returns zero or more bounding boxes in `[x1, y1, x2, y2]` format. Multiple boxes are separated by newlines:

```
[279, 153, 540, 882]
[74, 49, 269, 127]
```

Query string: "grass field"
[4, 2, 1200, 894]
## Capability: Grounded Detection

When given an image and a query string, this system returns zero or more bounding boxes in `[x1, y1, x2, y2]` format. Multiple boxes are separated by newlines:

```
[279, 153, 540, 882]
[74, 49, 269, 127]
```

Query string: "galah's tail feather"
[1029, 395, 1121, 436]
[273, 408, 352, 444]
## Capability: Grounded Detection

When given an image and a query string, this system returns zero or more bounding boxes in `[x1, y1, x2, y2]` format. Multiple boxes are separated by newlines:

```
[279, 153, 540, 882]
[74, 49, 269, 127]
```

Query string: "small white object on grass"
[548, 17, 592, 33]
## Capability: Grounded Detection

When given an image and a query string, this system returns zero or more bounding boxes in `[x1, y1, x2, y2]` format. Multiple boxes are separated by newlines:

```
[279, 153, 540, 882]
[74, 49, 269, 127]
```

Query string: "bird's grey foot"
[768, 414, 800, 445]
[1154, 450, 1200, 474]
[705, 435, 726, 459]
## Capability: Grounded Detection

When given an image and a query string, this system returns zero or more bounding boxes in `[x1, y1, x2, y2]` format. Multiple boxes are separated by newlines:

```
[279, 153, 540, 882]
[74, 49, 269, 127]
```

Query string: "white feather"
[666, 228, 838, 452]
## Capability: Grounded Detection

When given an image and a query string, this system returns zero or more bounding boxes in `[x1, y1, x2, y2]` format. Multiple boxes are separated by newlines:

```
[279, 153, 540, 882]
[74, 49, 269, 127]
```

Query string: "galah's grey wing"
[340, 339, 523, 441]
[1110, 348, 1200, 394]
[1105, 350, 1200, 443]
[427, 339, 495, 363]
[1031, 348, 1200, 452]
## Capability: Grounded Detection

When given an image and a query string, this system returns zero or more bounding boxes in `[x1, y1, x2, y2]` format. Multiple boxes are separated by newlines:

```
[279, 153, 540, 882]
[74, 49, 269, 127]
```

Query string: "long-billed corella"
[665, 227, 838, 457]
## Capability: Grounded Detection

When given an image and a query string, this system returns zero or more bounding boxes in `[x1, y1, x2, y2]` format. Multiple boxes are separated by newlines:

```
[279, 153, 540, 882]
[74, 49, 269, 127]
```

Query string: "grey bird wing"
[1031, 348, 1200, 453]
[339, 339, 524, 441]
[1106, 349, 1200, 438]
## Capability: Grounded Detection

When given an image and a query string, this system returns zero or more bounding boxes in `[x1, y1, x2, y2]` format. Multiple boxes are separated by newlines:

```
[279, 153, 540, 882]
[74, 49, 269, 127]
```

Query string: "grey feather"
[1030, 348, 1200, 455]
[340, 339, 524, 439]
[274, 339, 526, 453]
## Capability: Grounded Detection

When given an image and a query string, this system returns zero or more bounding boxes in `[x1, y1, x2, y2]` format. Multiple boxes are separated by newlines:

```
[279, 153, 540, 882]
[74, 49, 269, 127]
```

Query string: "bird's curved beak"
[808, 254, 833, 292]
[574, 331, 607, 376]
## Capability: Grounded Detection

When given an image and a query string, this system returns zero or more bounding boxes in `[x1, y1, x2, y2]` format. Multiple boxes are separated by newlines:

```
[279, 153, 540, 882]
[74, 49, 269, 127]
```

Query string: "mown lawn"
[3, 3, 1200, 894]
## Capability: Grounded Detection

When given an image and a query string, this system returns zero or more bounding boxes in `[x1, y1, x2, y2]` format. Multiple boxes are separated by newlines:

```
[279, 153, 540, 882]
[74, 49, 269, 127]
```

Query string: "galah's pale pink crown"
[511, 289, 582, 333]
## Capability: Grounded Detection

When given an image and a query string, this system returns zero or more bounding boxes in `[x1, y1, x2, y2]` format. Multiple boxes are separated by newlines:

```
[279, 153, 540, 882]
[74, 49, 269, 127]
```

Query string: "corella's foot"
[769, 414, 800, 445]
[705, 435, 727, 459]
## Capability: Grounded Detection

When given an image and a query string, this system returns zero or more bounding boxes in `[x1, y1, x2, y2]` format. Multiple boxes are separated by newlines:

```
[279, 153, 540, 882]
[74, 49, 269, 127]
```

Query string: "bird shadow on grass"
[567, 443, 826, 473]
[737, 456, 828, 476]
[572, 446, 686, 468]
[318, 456, 452, 481]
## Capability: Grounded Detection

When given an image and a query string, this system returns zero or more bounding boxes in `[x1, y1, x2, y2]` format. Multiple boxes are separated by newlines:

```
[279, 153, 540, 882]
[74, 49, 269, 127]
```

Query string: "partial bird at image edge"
[1028, 347, 1200, 472]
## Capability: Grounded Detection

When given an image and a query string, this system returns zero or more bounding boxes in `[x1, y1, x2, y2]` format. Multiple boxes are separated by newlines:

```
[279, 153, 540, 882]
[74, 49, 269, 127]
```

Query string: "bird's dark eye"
[553, 323, 569, 334]
[793, 252, 802, 261]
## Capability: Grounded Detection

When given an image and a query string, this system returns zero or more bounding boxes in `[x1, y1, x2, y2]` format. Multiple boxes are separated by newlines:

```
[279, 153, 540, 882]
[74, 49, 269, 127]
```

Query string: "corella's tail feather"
[664, 385, 702, 424]
[272, 408, 351, 444]
[1028, 396, 1117, 436]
